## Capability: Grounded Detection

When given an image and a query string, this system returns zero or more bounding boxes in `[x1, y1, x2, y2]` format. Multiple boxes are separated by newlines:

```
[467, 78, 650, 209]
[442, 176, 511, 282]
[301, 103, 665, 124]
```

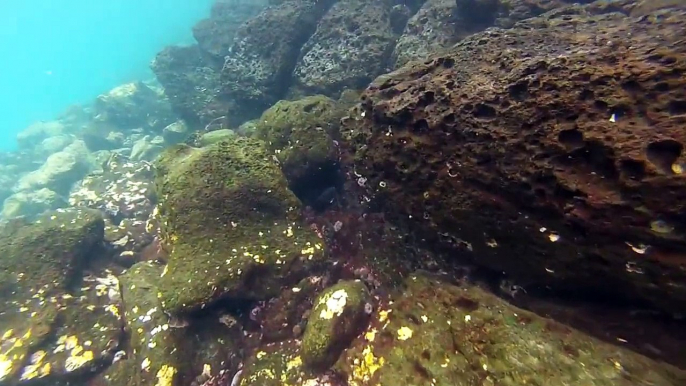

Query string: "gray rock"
[162, 120, 189, 144]
[1, 188, 67, 219]
[292, 0, 398, 96]
[14, 140, 94, 195]
[392, 0, 459, 67]
[199, 129, 236, 147]
[130, 136, 163, 161]
[16, 120, 66, 150]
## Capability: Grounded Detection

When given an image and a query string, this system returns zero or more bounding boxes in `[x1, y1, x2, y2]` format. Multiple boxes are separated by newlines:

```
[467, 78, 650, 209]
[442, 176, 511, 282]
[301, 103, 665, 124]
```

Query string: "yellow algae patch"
[65, 349, 94, 372]
[0, 354, 14, 381]
[286, 355, 302, 371]
[396, 326, 413, 341]
[351, 346, 385, 383]
[155, 364, 177, 386]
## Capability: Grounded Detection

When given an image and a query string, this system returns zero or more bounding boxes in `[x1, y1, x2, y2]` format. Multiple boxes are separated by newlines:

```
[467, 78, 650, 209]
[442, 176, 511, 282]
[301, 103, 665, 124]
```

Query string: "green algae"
[302, 280, 371, 370]
[335, 274, 686, 386]
[153, 137, 325, 314]
[101, 262, 240, 386]
[238, 340, 305, 386]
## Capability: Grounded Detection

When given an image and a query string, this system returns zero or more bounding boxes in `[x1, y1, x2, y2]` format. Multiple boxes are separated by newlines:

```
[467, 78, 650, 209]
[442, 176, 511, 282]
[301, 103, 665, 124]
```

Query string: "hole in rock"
[646, 139, 683, 174]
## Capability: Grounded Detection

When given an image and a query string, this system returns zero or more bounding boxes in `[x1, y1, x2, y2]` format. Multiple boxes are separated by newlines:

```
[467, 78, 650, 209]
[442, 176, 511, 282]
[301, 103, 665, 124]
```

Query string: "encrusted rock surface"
[292, 0, 398, 96]
[153, 137, 326, 314]
[334, 273, 686, 385]
[0, 209, 125, 386]
[342, 3, 686, 315]
[220, 0, 335, 109]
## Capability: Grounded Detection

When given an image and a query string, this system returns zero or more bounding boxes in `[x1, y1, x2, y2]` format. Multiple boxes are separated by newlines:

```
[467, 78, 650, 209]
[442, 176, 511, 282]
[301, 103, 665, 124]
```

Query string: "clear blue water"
[0, 0, 214, 151]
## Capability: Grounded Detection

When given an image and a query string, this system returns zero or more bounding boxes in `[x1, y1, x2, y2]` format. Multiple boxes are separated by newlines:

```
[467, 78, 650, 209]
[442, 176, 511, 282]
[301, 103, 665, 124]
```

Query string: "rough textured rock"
[192, 0, 269, 60]
[151, 45, 237, 128]
[254, 95, 344, 206]
[153, 137, 326, 314]
[220, 0, 335, 109]
[14, 140, 94, 196]
[1, 188, 67, 219]
[301, 280, 371, 369]
[199, 128, 236, 147]
[292, 0, 398, 97]
[98, 262, 241, 386]
[392, 0, 459, 67]
[92, 82, 175, 133]
[342, 4, 686, 315]
[0, 209, 125, 386]
[162, 120, 189, 145]
[16, 121, 66, 150]
[334, 273, 686, 385]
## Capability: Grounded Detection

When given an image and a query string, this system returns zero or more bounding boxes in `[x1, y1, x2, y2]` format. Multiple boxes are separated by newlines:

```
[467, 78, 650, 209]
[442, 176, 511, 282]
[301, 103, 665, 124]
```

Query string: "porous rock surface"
[342, 3, 686, 315]
[292, 0, 398, 96]
[220, 0, 335, 108]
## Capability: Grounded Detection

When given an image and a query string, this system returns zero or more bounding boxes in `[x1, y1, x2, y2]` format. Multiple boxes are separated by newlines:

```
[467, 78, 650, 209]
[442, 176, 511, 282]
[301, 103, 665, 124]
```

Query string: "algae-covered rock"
[153, 137, 326, 314]
[199, 129, 236, 147]
[100, 262, 241, 386]
[255, 95, 345, 205]
[0, 209, 126, 386]
[335, 273, 686, 386]
[302, 280, 371, 369]
[0, 208, 104, 295]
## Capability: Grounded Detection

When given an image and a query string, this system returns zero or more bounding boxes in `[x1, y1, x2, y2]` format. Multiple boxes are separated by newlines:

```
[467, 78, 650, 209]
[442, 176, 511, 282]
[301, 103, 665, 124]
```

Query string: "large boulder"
[151, 45, 234, 128]
[91, 82, 175, 133]
[14, 140, 94, 196]
[220, 0, 335, 109]
[0, 209, 125, 386]
[341, 3, 686, 315]
[192, 0, 269, 60]
[153, 137, 326, 314]
[16, 120, 66, 150]
[1, 188, 67, 219]
[97, 262, 242, 386]
[292, 0, 398, 97]
[334, 273, 686, 385]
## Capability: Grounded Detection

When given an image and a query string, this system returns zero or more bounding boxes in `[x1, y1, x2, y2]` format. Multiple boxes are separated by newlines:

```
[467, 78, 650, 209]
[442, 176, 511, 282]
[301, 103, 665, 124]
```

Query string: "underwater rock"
[153, 137, 326, 314]
[14, 140, 94, 196]
[392, 0, 460, 68]
[162, 120, 189, 145]
[341, 3, 686, 315]
[16, 120, 66, 150]
[192, 0, 269, 60]
[220, 0, 335, 109]
[0, 209, 124, 386]
[130, 136, 163, 162]
[36, 134, 75, 159]
[254, 95, 343, 206]
[301, 280, 371, 369]
[1, 188, 67, 219]
[151, 45, 238, 128]
[334, 273, 686, 385]
[198, 128, 236, 147]
[292, 0, 398, 97]
[92, 81, 175, 133]
[97, 262, 241, 386]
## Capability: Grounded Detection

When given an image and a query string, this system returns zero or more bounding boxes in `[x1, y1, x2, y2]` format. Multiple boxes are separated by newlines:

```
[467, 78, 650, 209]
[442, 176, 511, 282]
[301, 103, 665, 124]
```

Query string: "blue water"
[0, 0, 214, 151]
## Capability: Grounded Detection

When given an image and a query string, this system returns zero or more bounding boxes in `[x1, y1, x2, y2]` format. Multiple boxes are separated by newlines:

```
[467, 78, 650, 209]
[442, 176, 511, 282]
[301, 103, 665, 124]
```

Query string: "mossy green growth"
[101, 262, 240, 386]
[254, 95, 341, 190]
[0, 208, 104, 295]
[302, 280, 370, 370]
[153, 137, 326, 313]
[336, 273, 686, 386]
[238, 340, 305, 386]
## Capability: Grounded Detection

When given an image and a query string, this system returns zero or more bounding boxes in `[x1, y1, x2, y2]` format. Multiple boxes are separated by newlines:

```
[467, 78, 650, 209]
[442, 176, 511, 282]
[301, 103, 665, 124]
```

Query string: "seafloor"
[1, 1, 686, 385]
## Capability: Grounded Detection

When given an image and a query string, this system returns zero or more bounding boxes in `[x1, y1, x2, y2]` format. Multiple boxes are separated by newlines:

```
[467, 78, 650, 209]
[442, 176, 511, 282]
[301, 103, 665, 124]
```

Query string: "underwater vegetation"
[2, 1, 686, 385]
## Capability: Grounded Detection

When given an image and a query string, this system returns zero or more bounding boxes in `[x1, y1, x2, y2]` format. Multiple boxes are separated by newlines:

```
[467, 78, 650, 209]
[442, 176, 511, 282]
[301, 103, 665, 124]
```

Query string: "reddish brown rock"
[341, 4, 686, 315]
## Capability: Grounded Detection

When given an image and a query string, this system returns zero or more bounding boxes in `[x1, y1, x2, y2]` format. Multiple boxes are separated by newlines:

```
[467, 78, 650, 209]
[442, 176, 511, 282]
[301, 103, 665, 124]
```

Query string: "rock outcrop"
[342, 2, 686, 315]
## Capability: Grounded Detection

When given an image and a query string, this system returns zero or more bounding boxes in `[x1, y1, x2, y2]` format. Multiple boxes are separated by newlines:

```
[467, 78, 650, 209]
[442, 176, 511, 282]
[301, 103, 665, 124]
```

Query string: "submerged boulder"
[335, 273, 686, 385]
[0, 209, 125, 386]
[153, 137, 326, 314]
[99, 262, 241, 386]
[220, 0, 335, 109]
[342, 3, 686, 315]
[254, 95, 343, 206]
[292, 0, 398, 96]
